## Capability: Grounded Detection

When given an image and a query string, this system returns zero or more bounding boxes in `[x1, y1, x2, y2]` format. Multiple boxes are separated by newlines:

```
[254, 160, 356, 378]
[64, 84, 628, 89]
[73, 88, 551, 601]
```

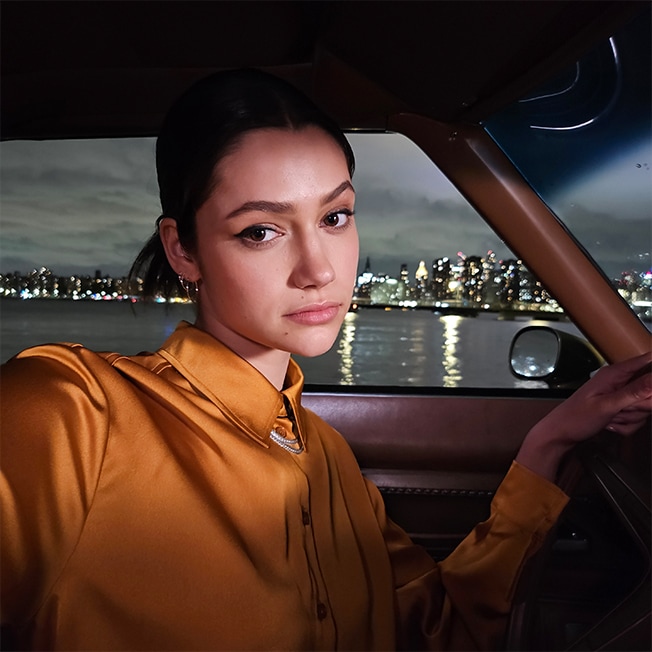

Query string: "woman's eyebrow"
[225, 180, 355, 219]
[321, 180, 355, 205]
[225, 199, 293, 219]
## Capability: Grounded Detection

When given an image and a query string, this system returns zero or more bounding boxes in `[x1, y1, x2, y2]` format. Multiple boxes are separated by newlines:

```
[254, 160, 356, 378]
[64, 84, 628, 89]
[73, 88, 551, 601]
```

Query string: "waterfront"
[0, 299, 585, 388]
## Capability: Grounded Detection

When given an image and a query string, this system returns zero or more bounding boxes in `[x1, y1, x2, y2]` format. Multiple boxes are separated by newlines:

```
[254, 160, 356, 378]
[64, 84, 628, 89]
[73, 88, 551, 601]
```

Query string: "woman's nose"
[289, 238, 336, 289]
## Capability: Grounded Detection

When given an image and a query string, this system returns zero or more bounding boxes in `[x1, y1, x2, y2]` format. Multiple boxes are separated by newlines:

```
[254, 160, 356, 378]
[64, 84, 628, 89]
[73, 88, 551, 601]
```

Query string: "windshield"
[484, 7, 651, 322]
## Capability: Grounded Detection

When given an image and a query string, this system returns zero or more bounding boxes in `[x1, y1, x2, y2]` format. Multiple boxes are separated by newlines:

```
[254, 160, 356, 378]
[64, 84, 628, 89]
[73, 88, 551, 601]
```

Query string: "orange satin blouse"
[1, 321, 568, 650]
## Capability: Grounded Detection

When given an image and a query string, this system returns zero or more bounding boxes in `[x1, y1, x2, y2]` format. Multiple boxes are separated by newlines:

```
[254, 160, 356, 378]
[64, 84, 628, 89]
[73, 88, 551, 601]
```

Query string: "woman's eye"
[236, 225, 279, 244]
[323, 210, 353, 228]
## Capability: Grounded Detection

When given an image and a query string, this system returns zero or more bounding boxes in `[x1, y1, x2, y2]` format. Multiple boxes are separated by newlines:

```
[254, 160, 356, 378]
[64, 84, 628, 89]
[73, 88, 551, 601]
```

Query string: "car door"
[302, 15, 650, 649]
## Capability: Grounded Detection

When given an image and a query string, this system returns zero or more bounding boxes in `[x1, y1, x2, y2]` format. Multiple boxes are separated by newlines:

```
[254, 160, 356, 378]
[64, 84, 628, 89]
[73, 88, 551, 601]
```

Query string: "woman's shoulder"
[3, 341, 108, 382]
[3, 341, 168, 375]
[0, 342, 181, 468]
[1, 344, 114, 421]
[0, 341, 173, 409]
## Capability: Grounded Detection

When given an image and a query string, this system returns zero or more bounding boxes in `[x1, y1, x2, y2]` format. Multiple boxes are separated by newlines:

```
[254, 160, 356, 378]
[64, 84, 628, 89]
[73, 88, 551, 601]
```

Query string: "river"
[0, 299, 584, 388]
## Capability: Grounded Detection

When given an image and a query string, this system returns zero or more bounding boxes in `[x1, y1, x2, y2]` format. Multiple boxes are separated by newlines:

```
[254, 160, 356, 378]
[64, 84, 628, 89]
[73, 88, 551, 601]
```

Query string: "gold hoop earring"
[178, 274, 199, 301]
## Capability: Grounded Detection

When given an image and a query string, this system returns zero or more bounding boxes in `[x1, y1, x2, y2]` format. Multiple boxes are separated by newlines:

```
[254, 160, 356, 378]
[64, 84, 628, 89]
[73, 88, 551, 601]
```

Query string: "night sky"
[0, 133, 512, 279]
[1, 130, 649, 283]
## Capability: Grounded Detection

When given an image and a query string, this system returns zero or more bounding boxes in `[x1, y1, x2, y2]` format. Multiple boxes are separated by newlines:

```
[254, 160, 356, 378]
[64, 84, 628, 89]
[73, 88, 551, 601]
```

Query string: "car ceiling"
[0, 0, 646, 140]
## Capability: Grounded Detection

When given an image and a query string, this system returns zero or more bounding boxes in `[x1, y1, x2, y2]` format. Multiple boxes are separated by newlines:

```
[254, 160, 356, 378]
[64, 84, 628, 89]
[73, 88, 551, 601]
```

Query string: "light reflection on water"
[336, 312, 357, 385]
[405, 322, 426, 384]
[1, 300, 582, 388]
[440, 315, 462, 388]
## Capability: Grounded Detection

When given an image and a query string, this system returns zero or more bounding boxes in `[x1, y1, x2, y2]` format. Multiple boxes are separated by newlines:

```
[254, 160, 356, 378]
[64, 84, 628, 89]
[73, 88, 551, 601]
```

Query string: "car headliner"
[0, 0, 645, 140]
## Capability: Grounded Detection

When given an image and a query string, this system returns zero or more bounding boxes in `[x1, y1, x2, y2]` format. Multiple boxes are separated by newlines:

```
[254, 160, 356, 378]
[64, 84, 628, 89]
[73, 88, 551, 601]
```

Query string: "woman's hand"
[516, 352, 652, 483]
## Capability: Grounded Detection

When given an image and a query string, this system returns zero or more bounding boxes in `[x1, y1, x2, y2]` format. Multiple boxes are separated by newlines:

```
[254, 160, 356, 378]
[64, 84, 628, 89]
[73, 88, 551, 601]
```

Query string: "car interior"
[2, 2, 650, 650]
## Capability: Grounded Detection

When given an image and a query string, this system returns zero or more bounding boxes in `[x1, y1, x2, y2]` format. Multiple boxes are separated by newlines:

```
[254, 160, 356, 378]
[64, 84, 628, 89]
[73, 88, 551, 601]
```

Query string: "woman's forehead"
[226, 126, 346, 160]
[213, 127, 352, 195]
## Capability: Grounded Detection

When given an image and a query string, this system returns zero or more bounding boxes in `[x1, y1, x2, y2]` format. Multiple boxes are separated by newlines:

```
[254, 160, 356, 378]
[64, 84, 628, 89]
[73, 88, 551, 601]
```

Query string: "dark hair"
[129, 68, 355, 300]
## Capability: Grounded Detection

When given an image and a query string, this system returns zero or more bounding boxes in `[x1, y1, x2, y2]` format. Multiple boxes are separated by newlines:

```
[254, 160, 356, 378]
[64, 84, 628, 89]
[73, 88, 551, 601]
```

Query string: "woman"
[2, 69, 650, 651]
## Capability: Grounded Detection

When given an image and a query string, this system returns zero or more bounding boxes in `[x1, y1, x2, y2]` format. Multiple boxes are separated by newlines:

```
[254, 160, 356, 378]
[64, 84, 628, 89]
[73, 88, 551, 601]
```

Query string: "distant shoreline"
[0, 295, 571, 321]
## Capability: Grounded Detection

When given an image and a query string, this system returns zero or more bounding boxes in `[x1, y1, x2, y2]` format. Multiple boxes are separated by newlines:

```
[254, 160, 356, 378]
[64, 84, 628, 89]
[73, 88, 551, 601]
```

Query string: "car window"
[0, 134, 586, 389]
[484, 8, 651, 325]
[296, 132, 587, 388]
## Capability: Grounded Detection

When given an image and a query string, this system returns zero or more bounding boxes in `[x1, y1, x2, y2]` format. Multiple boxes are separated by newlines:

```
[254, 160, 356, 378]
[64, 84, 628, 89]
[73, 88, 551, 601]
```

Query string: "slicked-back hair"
[129, 69, 355, 301]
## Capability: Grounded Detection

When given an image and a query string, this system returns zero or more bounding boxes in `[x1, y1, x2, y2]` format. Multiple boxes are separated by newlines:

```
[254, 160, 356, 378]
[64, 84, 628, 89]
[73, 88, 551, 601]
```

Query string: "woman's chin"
[288, 332, 339, 359]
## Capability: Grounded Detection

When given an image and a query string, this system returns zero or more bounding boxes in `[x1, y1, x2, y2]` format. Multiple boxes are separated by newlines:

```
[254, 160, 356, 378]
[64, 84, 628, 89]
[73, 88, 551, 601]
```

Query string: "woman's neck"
[193, 318, 291, 390]
[241, 347, 292, 390]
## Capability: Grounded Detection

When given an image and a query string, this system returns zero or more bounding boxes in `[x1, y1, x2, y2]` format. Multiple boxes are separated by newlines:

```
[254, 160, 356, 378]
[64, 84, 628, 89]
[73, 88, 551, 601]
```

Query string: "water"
[0, 299, 582, 388]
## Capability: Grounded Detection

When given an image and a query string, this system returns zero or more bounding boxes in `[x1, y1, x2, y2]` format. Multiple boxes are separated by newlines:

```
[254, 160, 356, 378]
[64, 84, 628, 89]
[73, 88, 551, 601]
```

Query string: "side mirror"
[509, 326, 604, 388]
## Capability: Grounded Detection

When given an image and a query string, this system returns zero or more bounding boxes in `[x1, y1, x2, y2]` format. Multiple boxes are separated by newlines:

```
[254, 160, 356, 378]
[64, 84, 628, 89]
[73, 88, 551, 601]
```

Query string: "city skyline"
[0, 254, 561, 310]
[4, 250, 650, 324]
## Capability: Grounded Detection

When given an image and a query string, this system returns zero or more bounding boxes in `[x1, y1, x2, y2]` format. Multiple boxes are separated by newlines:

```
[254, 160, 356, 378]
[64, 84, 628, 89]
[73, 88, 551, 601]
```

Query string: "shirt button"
[317, 602, 328, 620]
[274, 425, 288, 438]
[301, 509, 311, 526]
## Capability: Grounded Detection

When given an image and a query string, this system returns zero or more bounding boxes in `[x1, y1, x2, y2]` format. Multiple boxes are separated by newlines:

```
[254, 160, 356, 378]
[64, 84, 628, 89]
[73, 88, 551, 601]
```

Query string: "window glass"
[296, 133, 583, 387]
[1, 135, 584, 388]
[484, 8, 651, 323]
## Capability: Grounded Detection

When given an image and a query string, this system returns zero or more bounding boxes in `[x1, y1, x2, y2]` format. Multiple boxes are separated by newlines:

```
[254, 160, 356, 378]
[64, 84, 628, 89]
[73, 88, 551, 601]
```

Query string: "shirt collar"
[156, 321, 306, 448]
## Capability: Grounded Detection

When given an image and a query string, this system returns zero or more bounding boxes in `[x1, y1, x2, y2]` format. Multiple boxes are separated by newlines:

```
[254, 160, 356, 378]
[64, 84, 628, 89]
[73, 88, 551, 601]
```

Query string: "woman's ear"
[158, 217, 201, 282]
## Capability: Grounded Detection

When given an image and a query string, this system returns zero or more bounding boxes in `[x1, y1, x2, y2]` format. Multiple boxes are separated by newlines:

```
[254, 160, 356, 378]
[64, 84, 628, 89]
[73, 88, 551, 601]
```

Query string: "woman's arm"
[386, 352, 650, 649]
[516, 352, 652, 482]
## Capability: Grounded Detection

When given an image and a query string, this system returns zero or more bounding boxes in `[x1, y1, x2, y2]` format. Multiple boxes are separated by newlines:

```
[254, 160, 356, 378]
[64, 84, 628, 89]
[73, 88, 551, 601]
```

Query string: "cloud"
[0, 133, 648, 281]
[354, 185, 512, 276]
[552, 201, 652, 277]
[1, 139, 159, 275]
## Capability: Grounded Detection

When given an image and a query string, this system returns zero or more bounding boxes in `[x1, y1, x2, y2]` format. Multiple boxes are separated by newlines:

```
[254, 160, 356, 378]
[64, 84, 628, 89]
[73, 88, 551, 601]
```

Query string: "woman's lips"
[284, 302, 341, 325]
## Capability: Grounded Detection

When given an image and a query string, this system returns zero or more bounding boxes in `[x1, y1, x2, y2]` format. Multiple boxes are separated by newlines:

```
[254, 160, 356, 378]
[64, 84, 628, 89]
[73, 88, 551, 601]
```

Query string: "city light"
[1, 253, 650, 321]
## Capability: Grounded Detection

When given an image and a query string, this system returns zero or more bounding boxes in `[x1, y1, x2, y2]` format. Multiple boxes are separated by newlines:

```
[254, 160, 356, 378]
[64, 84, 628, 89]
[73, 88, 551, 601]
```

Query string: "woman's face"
[181, 126, 359, 362]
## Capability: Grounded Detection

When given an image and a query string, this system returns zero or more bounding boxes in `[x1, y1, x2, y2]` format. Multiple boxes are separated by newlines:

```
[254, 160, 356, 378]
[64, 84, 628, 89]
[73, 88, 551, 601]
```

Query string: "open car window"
[1, 134, 585, 389]
[5, 13, 647, 390]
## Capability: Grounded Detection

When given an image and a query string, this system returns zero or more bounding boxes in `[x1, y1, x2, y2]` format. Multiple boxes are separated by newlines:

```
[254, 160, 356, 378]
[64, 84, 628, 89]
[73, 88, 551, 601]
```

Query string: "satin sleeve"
[368, 461, 569, 650]
[0, 347, 110, 626]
